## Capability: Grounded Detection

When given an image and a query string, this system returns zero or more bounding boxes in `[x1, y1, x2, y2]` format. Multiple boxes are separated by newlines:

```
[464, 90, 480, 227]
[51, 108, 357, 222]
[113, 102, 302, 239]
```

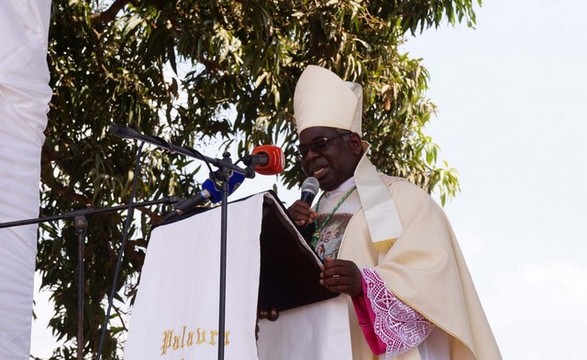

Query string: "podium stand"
[124, 191, 338, 359]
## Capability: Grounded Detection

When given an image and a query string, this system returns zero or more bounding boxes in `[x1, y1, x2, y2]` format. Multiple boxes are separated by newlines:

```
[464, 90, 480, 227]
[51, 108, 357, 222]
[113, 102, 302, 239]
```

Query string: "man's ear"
[349, 133, 363, 156]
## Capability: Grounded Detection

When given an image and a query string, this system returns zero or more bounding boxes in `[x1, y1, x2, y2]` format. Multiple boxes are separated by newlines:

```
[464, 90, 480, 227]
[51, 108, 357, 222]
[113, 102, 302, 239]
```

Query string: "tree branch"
[41, 144, 91, 207]
[91, 0, 132, 25]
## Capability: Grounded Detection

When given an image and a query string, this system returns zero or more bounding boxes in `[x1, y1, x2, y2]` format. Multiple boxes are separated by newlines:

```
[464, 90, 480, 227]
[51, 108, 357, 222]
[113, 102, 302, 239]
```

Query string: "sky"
[399, 0, 587, 358]
[31, 1, 587, 359]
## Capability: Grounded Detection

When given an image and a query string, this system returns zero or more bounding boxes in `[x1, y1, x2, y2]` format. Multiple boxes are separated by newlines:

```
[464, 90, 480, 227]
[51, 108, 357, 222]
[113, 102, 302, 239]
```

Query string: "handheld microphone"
[300, 177, 320, 206]
[243, 145, 285, 175]
[164, 171, 245, 220]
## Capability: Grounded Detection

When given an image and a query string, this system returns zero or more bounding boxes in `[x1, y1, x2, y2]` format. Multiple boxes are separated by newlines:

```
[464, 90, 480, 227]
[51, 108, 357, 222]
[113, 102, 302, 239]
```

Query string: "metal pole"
[217, 153, 233, 360]
[75, 215, 88, 360]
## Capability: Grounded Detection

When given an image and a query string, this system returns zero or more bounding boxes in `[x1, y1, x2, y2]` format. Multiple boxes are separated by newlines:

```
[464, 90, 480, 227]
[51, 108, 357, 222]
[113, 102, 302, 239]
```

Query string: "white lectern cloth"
[257, 295, 353, 360]
[125, 195, 264, 359]
[0, 1, 51, 358]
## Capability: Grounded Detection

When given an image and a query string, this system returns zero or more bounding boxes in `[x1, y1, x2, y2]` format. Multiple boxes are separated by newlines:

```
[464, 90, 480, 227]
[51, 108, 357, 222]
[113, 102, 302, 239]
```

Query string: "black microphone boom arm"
[109, 124, 256, 178]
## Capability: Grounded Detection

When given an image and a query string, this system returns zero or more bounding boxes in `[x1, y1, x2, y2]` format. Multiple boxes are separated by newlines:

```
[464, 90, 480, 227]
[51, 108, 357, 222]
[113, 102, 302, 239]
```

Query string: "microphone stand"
[162, 152, 236, 360]
[110, 124, 257, 360]
[74, 214, 87, 360]
[0, 197, 180, 360]
[0, 198, 179, 230]
[214, 152, 234, 360]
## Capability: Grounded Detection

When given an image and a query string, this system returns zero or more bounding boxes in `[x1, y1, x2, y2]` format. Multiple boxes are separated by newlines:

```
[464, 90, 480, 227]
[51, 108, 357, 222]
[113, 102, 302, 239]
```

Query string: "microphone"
[109, 123, 141, 139]
[300, 177, 320, 206]
[163, 171, 245, 220]
[243, 145, 285, 175]
[205, 171, 245, 203]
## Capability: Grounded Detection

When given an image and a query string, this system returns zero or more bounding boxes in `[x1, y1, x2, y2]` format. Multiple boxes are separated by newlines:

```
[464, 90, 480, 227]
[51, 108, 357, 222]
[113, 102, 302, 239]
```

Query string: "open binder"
[257, 191, 339, 312]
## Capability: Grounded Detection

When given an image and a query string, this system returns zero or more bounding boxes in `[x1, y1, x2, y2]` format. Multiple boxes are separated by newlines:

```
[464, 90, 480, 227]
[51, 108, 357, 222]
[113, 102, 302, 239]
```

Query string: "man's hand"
[287, 200, 317, 227]
[319, 258, 363, 297]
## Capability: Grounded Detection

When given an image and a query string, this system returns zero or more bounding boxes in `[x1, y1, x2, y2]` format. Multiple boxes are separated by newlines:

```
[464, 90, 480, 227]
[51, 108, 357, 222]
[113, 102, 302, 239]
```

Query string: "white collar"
[324, 177, 356, 199]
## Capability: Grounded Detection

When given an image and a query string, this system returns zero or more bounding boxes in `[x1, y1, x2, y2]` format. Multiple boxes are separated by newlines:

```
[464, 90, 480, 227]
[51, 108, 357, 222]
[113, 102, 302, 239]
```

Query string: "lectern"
[124, 192, 338, 359]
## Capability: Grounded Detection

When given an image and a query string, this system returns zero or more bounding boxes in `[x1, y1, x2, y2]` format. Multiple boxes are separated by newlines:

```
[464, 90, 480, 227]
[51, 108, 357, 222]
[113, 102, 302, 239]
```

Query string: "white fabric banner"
[124, 195, 264, 360]
[257, 295, 353, 360]
[0, 1, 51, 358]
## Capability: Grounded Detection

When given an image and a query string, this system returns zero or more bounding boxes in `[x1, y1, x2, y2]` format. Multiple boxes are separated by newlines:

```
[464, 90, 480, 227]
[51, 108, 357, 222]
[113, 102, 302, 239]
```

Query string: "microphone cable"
[96, 141, 144, 360]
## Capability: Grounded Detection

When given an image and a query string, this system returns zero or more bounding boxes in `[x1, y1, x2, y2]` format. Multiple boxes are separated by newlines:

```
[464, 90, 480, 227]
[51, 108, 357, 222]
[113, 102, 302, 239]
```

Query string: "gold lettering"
[196, 327, 207, 345]
[187, 331, 194, 347]
[161, 326, 231, 351]
[173, 334, 181, 350]
[209, 330, 218, 346]
[180, 325, 186, 348]
[161, 329, 173, 355]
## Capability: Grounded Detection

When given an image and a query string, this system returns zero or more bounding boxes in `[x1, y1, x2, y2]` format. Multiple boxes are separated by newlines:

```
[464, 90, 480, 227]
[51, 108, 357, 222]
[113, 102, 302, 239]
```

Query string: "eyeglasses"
[297, 132, 352, 158]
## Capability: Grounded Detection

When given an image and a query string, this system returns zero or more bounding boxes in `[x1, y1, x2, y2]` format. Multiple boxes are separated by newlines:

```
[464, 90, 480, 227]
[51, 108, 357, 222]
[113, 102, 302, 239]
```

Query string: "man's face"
[298, 126, 362, 191]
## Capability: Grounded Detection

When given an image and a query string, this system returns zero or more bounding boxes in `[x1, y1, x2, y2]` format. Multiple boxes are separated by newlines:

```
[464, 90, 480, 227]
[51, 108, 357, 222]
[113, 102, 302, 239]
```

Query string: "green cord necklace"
[311, 185, 357, 248]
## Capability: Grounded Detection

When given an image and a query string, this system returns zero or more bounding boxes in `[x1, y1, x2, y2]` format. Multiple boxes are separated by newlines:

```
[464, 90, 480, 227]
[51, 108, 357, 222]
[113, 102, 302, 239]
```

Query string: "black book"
[257, 191, 339, 312]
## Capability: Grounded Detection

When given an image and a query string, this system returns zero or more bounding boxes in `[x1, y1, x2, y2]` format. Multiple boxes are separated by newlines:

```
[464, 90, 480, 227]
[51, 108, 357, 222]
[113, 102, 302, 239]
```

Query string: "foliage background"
[37, 0, 475, 357]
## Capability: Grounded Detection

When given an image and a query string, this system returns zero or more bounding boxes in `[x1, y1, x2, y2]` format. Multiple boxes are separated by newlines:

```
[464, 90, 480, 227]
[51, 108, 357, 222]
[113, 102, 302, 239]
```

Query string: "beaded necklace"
[310, 185, 357, 248]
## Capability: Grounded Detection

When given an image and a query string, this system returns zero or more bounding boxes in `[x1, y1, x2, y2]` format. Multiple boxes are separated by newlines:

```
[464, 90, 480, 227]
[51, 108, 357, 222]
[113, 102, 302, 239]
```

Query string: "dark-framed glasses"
[297, 131, 352, 157]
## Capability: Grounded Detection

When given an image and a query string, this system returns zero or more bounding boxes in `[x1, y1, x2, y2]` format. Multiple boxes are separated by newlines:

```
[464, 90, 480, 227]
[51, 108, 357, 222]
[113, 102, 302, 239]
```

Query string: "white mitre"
[293, 65, 404, 243]
[293, 65, 362, 135]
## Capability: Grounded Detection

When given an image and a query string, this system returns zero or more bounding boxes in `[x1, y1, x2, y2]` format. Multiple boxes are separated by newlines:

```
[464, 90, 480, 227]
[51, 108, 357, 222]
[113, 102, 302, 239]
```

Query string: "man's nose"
[304, 147, 321, 160]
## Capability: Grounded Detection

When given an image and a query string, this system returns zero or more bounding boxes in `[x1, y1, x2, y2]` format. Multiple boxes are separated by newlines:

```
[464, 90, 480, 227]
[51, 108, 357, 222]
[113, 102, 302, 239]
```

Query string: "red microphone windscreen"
[252, 145, 285, 175]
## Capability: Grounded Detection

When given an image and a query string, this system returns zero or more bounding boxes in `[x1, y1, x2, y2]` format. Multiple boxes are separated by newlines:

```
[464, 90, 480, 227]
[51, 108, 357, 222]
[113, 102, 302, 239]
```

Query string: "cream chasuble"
[259, 151, 501, 360]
